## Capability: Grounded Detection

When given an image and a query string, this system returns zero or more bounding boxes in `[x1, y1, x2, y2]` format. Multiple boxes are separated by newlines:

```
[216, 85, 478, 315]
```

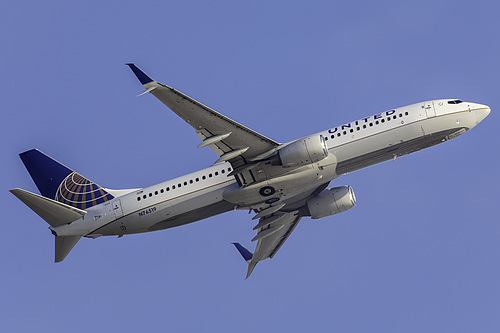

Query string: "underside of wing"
[127, 64, 279, 166]
[239, 210, 302, 278]
[127, 64, 341, 279]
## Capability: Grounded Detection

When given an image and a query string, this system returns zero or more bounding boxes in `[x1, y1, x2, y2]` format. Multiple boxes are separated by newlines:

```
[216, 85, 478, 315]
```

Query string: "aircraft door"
[433, 100, 445, 116]
[112, 199, 123, 218]
[424, 101, 436, 118]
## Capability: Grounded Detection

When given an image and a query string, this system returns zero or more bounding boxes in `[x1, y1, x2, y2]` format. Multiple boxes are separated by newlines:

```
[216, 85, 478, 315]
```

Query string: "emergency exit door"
[112, 199, 123, 218]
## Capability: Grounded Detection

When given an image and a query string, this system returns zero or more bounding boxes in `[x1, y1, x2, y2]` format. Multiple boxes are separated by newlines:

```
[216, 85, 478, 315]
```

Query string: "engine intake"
[270, 134, 328, 168]
[307, 186, 356, 219]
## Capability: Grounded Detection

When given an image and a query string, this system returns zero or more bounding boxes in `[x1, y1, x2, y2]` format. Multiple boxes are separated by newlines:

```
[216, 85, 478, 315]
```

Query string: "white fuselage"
[52, 100, 490, 238]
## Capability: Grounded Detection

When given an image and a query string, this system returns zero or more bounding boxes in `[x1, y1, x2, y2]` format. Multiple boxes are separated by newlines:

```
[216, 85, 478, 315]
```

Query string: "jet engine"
[270, 134, 328, 168]
[306, 186, 356, 219]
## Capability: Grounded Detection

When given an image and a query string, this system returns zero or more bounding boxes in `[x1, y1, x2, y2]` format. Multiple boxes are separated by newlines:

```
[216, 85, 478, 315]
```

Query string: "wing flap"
[235, 210, 302, 278]
[252, 210, 301, 262]
[251, 223, 285, 242]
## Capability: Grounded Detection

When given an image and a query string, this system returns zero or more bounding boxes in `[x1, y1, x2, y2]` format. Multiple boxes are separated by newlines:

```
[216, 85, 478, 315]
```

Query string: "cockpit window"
[448, 99, 463, 104]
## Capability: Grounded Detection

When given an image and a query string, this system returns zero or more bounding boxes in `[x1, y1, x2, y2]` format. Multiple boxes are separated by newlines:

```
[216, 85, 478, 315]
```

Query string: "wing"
[127, 64, 313, 278]
[234, 210, 302, 278]
[127, 64, 279, 166]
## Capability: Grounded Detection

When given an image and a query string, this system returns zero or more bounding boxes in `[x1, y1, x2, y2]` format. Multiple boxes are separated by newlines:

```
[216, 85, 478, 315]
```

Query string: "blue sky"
[1, 1, 499, 332]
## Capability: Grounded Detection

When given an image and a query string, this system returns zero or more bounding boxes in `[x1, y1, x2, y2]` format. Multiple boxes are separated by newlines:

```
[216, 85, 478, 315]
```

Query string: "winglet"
[126, 63, 154, 85]
[233, 243, 258, 279]
[232, 243, 253, 262]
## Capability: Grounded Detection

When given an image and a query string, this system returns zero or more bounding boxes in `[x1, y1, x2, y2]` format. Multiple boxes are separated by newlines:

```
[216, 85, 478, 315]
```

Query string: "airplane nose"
[475, 104, 491, 123]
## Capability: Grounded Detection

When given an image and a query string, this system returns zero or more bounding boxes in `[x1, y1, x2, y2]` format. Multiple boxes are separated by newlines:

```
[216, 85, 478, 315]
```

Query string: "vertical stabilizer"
[14, 149, 113, 263]
[19, 149, 114, 209]
[20, 149, 73, 199]
[55, 236, 81, 262]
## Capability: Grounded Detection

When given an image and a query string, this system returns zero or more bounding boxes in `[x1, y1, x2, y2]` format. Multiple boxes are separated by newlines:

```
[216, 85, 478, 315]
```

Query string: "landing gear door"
[112, 199, 123, 218]
[424, 101, 436, 118]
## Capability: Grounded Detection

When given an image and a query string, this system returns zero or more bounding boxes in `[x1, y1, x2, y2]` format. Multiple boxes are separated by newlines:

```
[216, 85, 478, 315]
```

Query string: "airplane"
[10, 64, 490, 278]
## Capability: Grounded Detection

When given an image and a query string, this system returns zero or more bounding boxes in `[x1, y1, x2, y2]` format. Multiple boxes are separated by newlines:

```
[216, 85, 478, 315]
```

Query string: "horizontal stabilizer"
[10, 188, 86, 227]
[55, 236, 81, 262]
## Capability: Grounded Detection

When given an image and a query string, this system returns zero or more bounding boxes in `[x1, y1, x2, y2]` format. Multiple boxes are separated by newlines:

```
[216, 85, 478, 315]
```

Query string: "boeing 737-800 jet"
[11, 64, 490, 278]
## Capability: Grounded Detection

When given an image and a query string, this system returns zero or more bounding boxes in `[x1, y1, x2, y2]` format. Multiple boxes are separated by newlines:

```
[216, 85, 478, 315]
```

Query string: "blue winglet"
[126, 63, 154, 85]
[232, 243, 253, 262]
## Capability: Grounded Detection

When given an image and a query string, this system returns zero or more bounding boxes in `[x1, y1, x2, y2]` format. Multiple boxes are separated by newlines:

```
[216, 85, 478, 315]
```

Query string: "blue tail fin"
[19, 149, 114, 209]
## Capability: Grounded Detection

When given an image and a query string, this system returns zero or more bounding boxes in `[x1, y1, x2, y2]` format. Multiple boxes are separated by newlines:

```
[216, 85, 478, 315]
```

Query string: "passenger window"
[363, 125, 366, 129]
[375, 121, 379, 125]
[221, 170, 225, 174]
[387, 117, 390, 121]
[337, 133, 341, 137]
[393, 115, 397, 119]
[178, 183, 181, 188]
[137, 197, 141, 201]
[190, 180, 193, 184]
[160, 189, 164, 193]
[343, 131, 346, 135]
[228, 168, 232, 172]
[209, 173, 212, 178]
[143, 195, 146, 199]
[356, 127, 360, 131]
[202, 176, 206, 180]
[399, 114, 402, 117]
[369, 123, 373, 127]
[155, 191, 158, 195]
[149, 193, 152, 197]
[405, 112, 409, 116]
[215, 172, 218, 176]
[381, 119, 385, 123]
[330, 135, 334, 139]
[184, 181, 187, 186]
[196, 178, 199, 182]
[166, 187, 170, 191]
[172, 185, 176, 189]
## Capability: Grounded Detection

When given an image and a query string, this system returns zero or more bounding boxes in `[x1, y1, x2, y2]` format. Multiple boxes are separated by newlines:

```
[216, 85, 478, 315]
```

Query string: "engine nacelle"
[270, 134, 328, 168]
[306, 186, 356, 219]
